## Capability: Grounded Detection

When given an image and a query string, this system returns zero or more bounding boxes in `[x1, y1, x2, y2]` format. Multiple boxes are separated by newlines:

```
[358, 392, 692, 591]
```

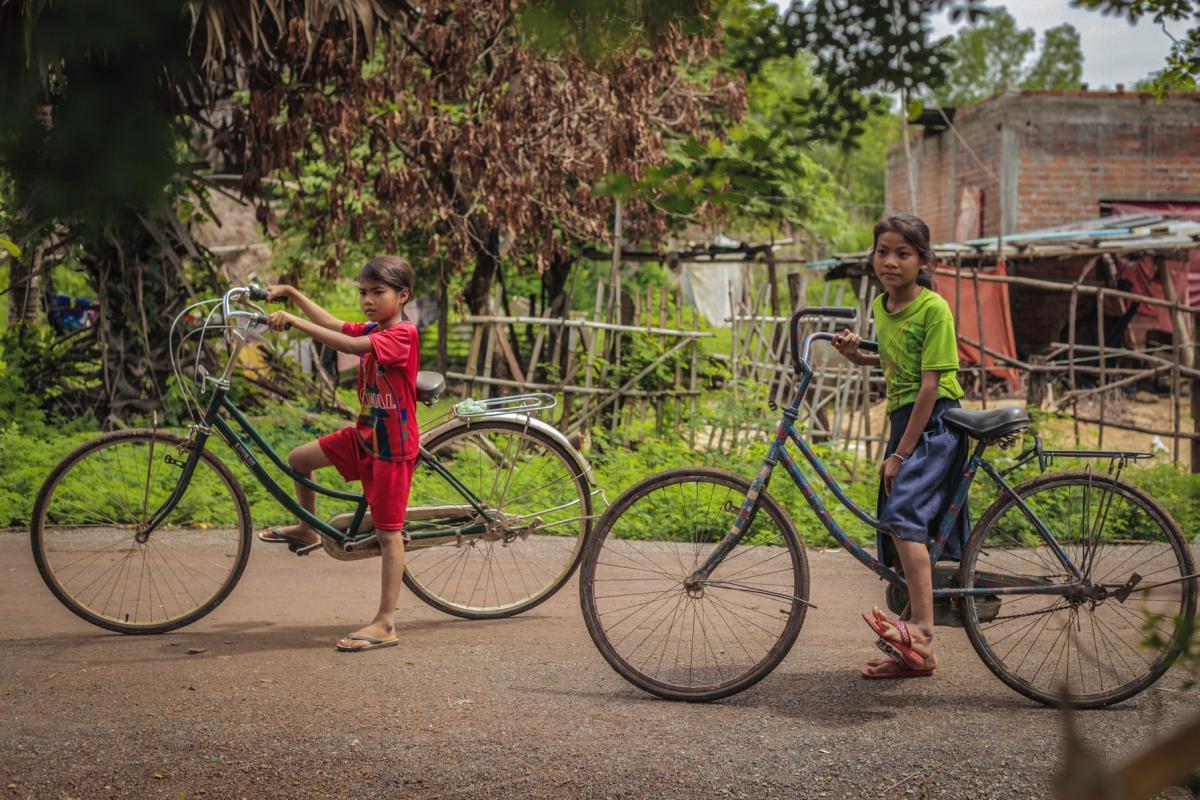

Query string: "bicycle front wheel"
[960, 471, 1196, 708]
[403, 419, 593, 619]
[579, 467, 808, 702]
[30, 429, 252, 634]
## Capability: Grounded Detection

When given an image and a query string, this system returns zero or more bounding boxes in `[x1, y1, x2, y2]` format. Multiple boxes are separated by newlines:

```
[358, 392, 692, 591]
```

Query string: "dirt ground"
[1, 530, 1196, 800]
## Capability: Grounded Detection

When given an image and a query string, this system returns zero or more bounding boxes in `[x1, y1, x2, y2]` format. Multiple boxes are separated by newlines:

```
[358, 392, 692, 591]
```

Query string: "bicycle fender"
[419, 414, 596, 486]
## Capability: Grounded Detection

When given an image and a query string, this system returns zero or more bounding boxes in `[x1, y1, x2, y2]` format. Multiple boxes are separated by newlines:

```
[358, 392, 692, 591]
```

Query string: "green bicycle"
[30, 284, 599, 633]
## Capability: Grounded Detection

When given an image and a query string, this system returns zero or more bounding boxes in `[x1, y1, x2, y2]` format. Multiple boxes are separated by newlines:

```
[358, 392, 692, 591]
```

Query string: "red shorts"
[318, 426, 415, 531]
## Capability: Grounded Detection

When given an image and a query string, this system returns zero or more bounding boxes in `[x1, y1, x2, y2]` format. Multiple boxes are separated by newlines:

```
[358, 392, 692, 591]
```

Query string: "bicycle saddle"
[942, 406, 1030, 442]
[416, 371, 446, 405]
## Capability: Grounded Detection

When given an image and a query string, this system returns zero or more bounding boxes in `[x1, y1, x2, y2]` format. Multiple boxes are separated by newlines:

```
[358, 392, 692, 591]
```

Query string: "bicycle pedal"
[291, 541, 323, 556]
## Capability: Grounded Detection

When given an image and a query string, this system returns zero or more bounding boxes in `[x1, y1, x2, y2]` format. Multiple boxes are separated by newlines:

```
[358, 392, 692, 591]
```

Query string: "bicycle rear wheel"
[403, 419, 593, 619]
[30, 429, 252, 634]
[960, 471, 1196, 708]
[579, 467, 808, 701]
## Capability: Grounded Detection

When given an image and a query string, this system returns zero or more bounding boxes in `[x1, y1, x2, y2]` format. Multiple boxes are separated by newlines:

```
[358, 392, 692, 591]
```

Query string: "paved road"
[1, 530, 1194, 799]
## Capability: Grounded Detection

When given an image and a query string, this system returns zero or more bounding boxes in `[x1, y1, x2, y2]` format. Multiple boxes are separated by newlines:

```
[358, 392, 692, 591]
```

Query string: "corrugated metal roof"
[806, 214, 1200, 269]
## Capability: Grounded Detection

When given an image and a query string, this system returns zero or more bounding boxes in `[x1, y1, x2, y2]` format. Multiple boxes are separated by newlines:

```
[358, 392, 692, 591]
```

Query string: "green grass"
[3, 395, 1197, 552]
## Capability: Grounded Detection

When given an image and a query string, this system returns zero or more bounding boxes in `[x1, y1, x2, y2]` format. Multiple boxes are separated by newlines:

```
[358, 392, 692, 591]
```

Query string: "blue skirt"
[876, 398, 970, 569]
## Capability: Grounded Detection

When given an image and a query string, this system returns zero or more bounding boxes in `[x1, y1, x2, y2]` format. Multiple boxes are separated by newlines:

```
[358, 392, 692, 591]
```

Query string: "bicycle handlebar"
[787, 306, 877, 373]
[220, 285, 288, 331]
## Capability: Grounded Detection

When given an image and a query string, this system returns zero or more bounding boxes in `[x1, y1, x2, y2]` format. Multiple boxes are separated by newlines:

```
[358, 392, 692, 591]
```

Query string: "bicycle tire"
[579, 467, 808, 702]
[30, 429, 253, 635]
[959, 470, 1196, 708]
[402, 419, 592, 619]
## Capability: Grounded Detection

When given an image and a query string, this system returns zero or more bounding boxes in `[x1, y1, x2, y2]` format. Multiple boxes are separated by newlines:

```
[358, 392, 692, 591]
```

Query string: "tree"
[0, 0, 995, 422]
[1075, 0, 1200, 93]
[241, 2, 744, 316]
[931, 8, 1084, 108]
[1025, 23, 1085, 90]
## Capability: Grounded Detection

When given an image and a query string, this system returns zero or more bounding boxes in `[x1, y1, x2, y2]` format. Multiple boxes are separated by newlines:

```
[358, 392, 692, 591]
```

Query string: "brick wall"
[885, 91, 1200, 242]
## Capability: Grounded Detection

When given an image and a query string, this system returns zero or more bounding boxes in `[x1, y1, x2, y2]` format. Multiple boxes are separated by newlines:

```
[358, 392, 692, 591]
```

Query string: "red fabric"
[1106, 201, 1200, 222]
[1114, 253, 1198, 334]
[344, 321, 420, 462]
[318, 426, 414, 531]
[933, 261, 1023, 390]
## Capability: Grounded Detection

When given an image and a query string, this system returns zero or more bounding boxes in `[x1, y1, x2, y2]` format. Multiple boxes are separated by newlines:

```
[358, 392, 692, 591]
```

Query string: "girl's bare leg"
[864, 538, 938, 674]
[337, 531, 406, 650]
[272, 440, 333, 545]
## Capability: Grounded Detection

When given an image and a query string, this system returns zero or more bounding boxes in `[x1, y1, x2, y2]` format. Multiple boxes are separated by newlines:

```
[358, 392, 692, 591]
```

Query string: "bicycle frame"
[141, 356, 494, 548]
[689, 321, 1085, 602]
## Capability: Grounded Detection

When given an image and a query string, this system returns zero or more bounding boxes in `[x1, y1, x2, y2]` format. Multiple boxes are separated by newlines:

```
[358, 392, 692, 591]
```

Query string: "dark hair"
[870, 213, 936, 289]
[360, 255, 414, 299]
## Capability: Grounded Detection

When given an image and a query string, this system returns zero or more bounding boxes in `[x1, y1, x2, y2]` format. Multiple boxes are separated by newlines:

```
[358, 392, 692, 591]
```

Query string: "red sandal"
[861, 654, 935, 680]
[862, 611, 927, 671]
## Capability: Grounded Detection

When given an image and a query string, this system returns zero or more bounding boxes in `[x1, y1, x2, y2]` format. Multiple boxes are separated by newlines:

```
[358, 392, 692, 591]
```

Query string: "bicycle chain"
[987, 602, 1073, 622]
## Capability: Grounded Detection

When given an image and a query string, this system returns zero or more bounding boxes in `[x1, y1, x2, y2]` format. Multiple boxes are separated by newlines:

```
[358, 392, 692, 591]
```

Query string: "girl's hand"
[879, 454, 903, 496]
[265, 284, 295, 303]
[831, 328, 862, 360]
[267, 310, 294, 332]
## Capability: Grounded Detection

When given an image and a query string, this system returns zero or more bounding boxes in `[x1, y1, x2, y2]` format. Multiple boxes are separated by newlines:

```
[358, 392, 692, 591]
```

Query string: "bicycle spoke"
[963, 473, 1194, 707]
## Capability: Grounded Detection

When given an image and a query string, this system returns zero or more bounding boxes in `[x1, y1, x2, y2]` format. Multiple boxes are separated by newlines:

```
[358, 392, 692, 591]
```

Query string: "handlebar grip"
[250, 312, 289, 329]
[797, 306, 857, 320]
[247, 283, 269, 302]
[859, 340, 879, 353]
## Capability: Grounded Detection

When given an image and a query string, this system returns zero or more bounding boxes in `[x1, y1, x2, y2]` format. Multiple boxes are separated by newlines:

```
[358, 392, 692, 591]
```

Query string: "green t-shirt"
[872, 288, 965, 414]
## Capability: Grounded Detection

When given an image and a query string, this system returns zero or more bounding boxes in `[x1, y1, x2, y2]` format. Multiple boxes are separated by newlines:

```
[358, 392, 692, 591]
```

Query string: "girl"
[831, 213, 967, 679]
[257, 255, 420, 654]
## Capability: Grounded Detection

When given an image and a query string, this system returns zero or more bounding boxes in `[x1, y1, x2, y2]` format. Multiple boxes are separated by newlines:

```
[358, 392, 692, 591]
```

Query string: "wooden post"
[1193, 310, 1199, 473]
[579, 277, 605, 425]
[689, 311, 699, 448]
[436, 260, 449, 375]
[1097, 288, 1106, 449]
[972, 265, 987, 409]
[1068, 286, 1079, 446]
[1157, 255, 1186, 462]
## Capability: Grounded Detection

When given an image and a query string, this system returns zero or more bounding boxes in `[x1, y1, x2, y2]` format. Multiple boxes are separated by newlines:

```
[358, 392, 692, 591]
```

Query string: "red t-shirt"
[344, 320, 420, 462]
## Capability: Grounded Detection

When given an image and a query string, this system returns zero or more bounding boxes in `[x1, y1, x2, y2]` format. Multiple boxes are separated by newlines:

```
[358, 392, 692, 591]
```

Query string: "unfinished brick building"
[885, 90, 1200, 242]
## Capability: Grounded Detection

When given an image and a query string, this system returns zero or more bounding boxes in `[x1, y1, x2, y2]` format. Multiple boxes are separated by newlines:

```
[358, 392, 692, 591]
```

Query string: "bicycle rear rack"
[453, 393, 557, 419]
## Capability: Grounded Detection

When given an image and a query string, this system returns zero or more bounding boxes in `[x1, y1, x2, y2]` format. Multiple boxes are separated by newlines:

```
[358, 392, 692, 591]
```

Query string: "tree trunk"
[465, 228, 500, 314]
[542, 252, 575, 383]
[7, 246, 42, 326]
[82, 212, 202, 427]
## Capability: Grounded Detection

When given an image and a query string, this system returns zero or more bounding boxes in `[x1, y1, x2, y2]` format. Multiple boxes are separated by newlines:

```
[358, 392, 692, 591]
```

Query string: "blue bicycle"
[579, 307, 1197, 706]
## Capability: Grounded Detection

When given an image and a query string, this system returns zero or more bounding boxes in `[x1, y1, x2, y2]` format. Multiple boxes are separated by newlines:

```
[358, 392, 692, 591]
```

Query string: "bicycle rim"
[31, 430, 251, 634]
[580, 467, 808, 701]
[403, 420, 592, 618]
[960, 471, 1196, 708]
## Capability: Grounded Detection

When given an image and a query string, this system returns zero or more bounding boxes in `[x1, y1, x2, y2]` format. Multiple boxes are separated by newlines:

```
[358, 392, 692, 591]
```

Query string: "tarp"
[934, 260, 1024, 391]
[1115, 251, 1200, 334]
[1106, 200, 1200, 223]
[681, 262, 745, 328]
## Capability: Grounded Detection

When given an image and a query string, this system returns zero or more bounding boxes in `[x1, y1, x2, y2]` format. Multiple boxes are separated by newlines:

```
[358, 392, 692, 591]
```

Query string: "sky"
[929, 2, 1187, 89]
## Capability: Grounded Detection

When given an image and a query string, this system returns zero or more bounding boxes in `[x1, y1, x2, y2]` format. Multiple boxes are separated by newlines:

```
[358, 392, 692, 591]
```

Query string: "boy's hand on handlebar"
[831, 328, 862, 359]
[267, 310, 295, 332]
[264, 284, 295, 303]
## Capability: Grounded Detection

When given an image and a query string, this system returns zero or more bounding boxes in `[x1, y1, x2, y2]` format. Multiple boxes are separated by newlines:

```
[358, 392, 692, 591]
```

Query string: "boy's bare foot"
[258, 524, 320, 546]
[336, 621, 398, 652]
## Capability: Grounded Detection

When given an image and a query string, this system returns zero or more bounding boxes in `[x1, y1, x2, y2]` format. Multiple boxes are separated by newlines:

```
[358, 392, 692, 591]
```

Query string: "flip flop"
[335, 635, 400, 653]
[257, 528, 306, 545]
[257, 528, 321, 555]
[861, 654, 935, 680]
[862, 611, 927, 671]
